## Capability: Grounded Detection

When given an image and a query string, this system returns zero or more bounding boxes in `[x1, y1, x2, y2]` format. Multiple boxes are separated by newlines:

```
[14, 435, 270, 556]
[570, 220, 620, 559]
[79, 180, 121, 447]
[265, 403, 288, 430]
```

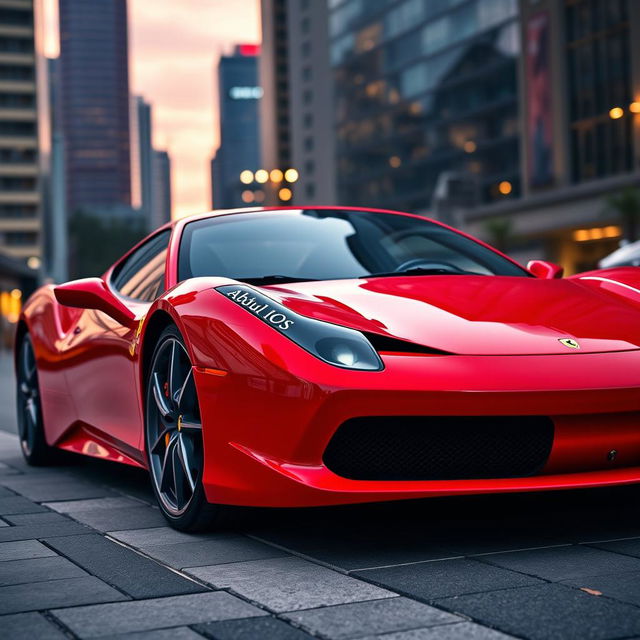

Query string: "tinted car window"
[178, 209, 528, 282]
[112, 230, 171, 302]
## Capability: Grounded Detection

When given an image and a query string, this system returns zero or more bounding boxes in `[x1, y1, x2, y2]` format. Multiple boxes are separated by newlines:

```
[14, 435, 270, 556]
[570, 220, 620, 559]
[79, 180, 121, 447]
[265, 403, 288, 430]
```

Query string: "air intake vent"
[323, 415, 554, 481]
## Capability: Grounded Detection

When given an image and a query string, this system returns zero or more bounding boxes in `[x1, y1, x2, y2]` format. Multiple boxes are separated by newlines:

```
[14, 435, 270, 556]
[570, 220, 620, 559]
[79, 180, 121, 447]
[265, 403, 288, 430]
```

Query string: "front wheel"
[145, 326, 225, 531]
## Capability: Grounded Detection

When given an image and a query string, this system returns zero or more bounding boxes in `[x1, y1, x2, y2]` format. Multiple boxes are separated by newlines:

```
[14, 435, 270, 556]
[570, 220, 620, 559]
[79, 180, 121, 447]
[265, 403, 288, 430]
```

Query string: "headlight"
[216, 284, 383, 371]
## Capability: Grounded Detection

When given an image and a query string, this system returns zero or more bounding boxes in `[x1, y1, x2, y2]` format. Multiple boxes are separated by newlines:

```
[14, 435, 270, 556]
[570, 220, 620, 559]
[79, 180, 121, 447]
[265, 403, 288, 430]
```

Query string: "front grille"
[323, 416, 555, 481]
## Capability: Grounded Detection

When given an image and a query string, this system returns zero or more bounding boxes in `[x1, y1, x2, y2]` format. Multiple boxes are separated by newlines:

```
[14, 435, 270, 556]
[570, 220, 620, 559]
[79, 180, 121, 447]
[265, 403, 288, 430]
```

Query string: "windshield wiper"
[366, 267, 483, 278]
[239, 275, 319, 285]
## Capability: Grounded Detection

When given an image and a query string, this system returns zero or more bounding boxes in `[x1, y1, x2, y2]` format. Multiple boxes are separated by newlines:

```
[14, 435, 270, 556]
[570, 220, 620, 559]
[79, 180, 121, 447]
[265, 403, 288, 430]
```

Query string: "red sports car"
[15, 207, 640, 530]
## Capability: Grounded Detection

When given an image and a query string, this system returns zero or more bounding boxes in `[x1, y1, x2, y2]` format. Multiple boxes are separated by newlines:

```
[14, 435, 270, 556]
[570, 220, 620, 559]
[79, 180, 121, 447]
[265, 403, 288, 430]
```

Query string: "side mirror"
[527, 260, 564, 279]
[54, 278, 137, 328]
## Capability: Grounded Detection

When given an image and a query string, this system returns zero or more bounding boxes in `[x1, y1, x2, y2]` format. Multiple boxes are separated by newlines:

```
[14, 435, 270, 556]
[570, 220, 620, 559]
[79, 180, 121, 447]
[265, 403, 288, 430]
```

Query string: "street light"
[609, 107, 624, 119]
[279, 187, 293, 201]
[284, 168, 299, 183]
[239, 170, 253, 184]
[270, 169, 283, 182]
[255, 169, 269, 183]
[498, 181, 512, 195]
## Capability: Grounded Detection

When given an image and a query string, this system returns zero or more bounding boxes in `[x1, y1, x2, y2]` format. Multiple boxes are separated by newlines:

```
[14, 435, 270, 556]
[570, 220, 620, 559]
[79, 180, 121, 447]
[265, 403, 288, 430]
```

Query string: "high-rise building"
[464, 0, 640, 273]
[285, 0, 335, 205]
[211, 44, 261, 209]
[0, 0, 41, 263]
[259, 0, 290, 204]
[134, 95, 152, 226]
[58, 0, 131, 215]
[327, 0, 521, 214]
[151, 149, 171, 227]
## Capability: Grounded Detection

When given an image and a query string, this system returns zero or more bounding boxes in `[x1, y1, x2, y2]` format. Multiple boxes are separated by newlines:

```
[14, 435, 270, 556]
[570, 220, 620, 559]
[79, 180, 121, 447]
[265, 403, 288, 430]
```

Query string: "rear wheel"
[16, 335, 55, 465]
[145, 326, 224, 531]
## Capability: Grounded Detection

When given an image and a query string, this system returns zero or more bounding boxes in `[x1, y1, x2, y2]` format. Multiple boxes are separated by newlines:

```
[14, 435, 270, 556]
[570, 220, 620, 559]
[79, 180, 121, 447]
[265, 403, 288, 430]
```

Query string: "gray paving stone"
[0, 575, 127, 614]
[196, 616, 315, 639]
[437, 583, 640, 640]
[188, 556, 396, 612]
[0, 555, 88, 586]
[283, 596, 461, 639]
[480, 545, 640, 581]
[101, 628, 205, 640]
[52, 591, 266, 637]
[354, 558, 543, 601]
[0, 539, 56, 561]
[65, 505, 168, 531]
[562, 570, 640, 607]
[0, 516, 7, 526]
[45, 533, 207, 599]
[0, 520, 91, 542]
[358, 622, 516, 639]
[0, 611, 68, 639]
[109, 526, 215, 548]
[589, 537, 640, 558]
[4, 511, 70, 525]
[0, 486, 15, 497]
[145, 536, 287, 569]
[251, 529, 461, 572]
[0, 461, 20, 476]
[2, 478, 115, 501]
[0, 495, 47, 515]
[46, 496, 147, 513]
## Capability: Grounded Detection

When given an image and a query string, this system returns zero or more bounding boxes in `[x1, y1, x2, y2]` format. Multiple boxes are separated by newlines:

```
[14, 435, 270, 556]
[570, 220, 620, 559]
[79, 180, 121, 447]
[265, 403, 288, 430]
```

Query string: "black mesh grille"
[323, 416, 555, 481]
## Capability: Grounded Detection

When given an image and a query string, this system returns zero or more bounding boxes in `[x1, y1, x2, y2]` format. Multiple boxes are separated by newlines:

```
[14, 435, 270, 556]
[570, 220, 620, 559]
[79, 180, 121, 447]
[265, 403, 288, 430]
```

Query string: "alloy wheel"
[147, 337, 203, 516]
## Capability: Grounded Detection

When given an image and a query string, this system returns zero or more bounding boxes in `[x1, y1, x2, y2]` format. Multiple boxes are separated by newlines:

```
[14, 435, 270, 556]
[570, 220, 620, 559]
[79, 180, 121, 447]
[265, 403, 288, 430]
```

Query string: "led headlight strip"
[216, 284, 383, 371]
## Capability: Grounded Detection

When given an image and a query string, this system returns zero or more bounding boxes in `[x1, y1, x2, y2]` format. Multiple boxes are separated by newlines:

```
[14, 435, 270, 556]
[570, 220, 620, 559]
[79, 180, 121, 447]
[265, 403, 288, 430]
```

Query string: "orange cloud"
[129, 0, 261, 219]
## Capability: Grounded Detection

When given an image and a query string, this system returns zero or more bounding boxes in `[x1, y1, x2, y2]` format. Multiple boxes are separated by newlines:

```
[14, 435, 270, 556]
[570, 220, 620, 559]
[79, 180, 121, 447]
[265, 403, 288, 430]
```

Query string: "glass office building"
[58, 0, 131, 215]
[211, 45, 261, 209]
[328, 0, 520, 213]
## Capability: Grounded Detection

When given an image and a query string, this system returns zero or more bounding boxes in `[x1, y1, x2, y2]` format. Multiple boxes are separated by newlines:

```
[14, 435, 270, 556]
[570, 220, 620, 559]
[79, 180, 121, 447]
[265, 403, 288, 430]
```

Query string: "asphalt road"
[2, 361, 640, 638]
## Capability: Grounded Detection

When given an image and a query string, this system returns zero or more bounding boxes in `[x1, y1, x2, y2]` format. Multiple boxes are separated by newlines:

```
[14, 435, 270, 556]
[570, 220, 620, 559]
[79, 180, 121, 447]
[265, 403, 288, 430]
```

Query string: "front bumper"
[194, 349, 640, 507]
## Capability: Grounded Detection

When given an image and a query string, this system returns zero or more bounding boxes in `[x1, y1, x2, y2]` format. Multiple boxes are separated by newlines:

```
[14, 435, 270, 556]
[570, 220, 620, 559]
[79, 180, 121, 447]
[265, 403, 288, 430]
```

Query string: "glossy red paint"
[17, 207, 640, 508]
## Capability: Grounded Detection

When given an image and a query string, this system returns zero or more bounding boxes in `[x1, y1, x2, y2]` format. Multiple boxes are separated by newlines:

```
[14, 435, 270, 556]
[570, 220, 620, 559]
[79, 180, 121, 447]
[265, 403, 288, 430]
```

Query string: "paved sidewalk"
[3, 428, 640, 639]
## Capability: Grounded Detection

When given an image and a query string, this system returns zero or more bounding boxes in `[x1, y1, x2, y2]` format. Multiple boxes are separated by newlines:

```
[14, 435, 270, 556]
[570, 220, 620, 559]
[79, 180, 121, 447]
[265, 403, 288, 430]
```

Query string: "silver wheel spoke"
[172, 443, 185, 509]
[168, 340, 182, 400]
[151, 427, 172, 454]
[177, 434, 196, 492]
[159, 434, 177, 493]
[152, 373, 172, 418]
[178, 418, 201, 431]
[176, 368, 193, 410]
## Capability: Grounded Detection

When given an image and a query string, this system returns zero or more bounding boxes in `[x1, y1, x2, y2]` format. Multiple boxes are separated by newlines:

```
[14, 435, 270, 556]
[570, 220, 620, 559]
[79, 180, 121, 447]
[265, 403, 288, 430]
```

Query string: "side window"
[111, 231, 171, 302]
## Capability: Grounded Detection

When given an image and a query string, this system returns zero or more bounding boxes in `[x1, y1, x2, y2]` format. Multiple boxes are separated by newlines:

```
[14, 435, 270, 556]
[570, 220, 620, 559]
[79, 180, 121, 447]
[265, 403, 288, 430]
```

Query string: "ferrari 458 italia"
[15, 207, 640, 529]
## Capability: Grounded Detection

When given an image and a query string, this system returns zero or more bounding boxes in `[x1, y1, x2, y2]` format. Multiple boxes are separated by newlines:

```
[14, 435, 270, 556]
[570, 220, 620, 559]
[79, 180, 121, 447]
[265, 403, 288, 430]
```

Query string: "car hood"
[260, 275, 640, 355]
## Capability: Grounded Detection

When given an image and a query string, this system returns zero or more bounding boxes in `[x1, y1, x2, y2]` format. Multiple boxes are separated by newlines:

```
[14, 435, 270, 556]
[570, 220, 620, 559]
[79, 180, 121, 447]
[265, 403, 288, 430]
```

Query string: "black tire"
[145, 325, 227, 531]
[16, 334, 56, 465]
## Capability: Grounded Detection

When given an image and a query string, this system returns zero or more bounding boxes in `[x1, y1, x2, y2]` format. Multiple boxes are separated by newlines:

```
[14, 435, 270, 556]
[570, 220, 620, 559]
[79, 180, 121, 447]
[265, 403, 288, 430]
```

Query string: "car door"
[63, 231, 171, 459]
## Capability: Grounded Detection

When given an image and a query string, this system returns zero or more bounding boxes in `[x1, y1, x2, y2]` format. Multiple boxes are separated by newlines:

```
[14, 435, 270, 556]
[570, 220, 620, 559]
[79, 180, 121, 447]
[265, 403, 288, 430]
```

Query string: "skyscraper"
[134, 95, 152, 225]
[0, 0, 41, 263]
[151, 149, 171, 227]
[211, 44, 261, 209]
[259, 0, 290, 204]
[328, 0, 521, 214]
[58, 0, 131, 215]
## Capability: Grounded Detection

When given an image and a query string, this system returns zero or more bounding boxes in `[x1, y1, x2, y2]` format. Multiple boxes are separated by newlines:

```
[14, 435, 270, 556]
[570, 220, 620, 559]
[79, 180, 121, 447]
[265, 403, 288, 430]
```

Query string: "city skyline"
[42, 0, 260, 219]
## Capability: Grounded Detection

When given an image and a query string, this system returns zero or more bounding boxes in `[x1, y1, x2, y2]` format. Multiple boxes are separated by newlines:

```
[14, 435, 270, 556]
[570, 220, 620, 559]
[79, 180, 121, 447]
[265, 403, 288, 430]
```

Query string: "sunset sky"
[44, 0, 261, 219]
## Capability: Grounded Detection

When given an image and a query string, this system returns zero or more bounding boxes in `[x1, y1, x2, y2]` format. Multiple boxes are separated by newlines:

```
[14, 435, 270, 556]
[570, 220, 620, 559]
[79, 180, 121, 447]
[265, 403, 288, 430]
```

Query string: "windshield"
[178, 209, 529, 282]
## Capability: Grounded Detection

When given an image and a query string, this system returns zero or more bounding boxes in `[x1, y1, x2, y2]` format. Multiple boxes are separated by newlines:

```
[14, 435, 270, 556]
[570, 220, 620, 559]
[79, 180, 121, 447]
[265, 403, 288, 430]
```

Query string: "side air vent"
[363, 332, 453, 356]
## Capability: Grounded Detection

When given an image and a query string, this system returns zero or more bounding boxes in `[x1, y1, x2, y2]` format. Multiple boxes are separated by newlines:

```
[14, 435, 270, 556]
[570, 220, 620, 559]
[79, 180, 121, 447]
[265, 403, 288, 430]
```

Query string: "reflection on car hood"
[260, 275, 640, 355]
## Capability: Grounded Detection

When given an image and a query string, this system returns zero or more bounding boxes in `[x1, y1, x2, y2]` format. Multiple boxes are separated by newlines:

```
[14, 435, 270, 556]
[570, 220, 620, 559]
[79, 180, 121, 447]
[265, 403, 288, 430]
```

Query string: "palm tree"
[605, 187, 640, 242]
